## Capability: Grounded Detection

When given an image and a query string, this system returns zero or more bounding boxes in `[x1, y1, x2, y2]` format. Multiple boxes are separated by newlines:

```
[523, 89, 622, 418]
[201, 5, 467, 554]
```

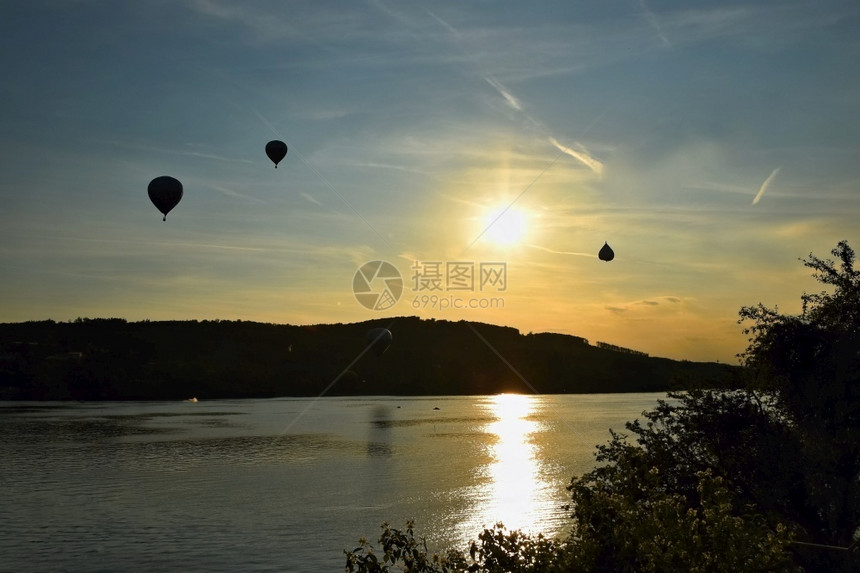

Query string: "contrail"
[211, 185, 267, 204]
[639, 0, 671, 47]
[425, 8, 458, 35]
[752, 167, 780, 205]
[549, 137, 604, 178]
[296, 153, 392, 249]
[248, 105, 282, 138]
[526, 244, 597, 258]
[485, 76, 523, 111]
[300, 192, 325, 206]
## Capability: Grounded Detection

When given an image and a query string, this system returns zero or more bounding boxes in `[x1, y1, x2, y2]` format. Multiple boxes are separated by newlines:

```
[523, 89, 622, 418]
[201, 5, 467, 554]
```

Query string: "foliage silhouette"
[344, 521, 571, 573]
[563, 240, 860, 571]
[0, 318, 733, 400]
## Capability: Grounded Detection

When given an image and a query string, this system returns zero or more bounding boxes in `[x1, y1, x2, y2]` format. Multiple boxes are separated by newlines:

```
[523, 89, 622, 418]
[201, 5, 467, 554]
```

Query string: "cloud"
[306, 108, 352, 121]
[425, 9, 459, 35]
[639, 0, 672, 47]
[301, 192, 325, 207]
[211, 185, 267, 204]
[752, 167, 780, 205]
[89, 139, 256, 165]
[187, 0, 302, 43]
[604, 296, 685, 313]
[484, 77, 523, 111]
[685, 181, 755, 196]
[549, 137, 604, 178]
[338, 160, 433, 176]
[526, 244, 596, 258]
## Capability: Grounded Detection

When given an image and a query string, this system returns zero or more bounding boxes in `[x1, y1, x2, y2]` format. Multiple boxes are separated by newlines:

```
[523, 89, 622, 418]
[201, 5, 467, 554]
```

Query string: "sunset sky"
[2, 1, 858, 363]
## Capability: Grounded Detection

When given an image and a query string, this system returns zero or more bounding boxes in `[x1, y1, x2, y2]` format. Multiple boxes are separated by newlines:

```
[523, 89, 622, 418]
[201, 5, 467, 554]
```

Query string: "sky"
[1, 0, 859, 364]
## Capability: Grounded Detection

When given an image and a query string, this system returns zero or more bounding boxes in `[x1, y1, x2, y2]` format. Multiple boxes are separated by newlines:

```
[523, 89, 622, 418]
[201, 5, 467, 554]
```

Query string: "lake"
[0, 393, 666, 572]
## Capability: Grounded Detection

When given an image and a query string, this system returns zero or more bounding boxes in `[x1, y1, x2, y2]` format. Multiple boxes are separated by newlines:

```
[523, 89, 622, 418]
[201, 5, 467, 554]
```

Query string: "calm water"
[0, 393, 665, 572]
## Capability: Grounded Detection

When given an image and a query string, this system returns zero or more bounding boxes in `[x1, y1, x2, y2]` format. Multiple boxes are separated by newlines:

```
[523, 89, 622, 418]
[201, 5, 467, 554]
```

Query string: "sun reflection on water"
[458, 393, 557, 539]
[486, 393, 539, 528]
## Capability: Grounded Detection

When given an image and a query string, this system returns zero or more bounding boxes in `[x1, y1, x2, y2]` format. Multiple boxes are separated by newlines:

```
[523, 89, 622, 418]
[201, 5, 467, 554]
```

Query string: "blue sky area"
[1, 1, 858, 362]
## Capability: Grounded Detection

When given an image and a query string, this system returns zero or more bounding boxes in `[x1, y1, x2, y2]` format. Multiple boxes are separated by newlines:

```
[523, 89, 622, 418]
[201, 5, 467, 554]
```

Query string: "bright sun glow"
[468, 393, 549, 535]
[482, 206, 527, 246]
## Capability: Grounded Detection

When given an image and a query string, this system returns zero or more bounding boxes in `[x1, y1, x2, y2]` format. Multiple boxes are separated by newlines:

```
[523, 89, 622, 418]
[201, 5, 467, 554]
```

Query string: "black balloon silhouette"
[366, 328, 393, 357]
[148, 176, 183, 221]
[265, 140, 288, 168]
[598, 242, 615, 262]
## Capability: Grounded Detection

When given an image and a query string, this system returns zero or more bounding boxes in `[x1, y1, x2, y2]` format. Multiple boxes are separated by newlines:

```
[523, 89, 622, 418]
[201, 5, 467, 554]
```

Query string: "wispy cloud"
[752, 167, 780, 205]
[301, 192, 325, 207]
[639, 0, 672, 47]
[425, 8, 458, 35]
[187, 0, 335, 50]
[549, 137, 604, 178]
[89, 139, 256, 165]
[338, 160, 433, 176]
[44, 235, 271, 254]
[188, 0, 297, 41]
[369, 0, 416, 29]
[485, 76, 523, 111]
[686, 181, 755, 196]
[526, 244, 596, 258]
[249, 104, 284, 139]
[606, 306, 629, 314]
[297, 153, 392, 250]
[605, 296, 685, 313]
[211, 185, 267, 204]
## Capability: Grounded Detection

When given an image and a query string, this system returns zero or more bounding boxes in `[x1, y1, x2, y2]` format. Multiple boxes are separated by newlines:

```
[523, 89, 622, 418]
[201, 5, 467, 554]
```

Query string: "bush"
[344, 521, 570, 573]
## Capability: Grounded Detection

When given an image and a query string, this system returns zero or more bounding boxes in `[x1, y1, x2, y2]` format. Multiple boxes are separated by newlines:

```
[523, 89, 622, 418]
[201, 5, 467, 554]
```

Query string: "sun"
[481, 206, 527, 246]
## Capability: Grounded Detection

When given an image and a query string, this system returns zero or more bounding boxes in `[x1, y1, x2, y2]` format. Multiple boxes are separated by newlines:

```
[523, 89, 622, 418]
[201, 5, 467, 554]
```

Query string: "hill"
[0, 317, 738, 400]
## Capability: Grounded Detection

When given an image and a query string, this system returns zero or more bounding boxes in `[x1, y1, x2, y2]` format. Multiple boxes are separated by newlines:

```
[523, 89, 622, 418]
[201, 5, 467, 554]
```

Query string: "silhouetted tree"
[738, 240, 860, 563]
[563, 241, 859, 571]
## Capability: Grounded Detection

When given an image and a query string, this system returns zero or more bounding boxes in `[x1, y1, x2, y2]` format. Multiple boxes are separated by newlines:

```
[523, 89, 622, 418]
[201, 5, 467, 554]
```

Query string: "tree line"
[0, 316, 734, 400]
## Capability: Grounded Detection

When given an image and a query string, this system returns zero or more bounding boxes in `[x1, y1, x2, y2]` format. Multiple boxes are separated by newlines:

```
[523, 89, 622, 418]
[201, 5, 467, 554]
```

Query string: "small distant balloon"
[147, 176, 183, 221]
[265, 140, 288, 168]
[366, 328, 393, 357]
[598, 242, 615, 262]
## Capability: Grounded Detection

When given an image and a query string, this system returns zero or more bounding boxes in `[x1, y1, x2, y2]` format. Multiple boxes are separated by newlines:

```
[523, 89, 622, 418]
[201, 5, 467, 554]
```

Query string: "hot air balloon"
[598, 242, 614, 262]
[148, 176, 183, 221]
[366, 328, 392, 357]
[265, 140, 288, 168]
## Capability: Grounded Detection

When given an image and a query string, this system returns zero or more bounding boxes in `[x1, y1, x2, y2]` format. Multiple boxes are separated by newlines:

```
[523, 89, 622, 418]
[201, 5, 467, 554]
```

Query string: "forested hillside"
[0, 317, 737, 400]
